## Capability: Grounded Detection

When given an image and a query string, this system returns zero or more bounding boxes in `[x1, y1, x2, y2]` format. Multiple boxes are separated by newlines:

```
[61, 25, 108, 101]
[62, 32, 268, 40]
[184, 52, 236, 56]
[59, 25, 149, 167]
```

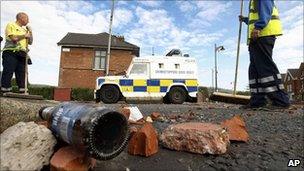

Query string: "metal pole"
[106, 0, 115, 76]
[212, 68, 214, 92]
[233, 0, 244, 95]
[215, 44, 218, 92]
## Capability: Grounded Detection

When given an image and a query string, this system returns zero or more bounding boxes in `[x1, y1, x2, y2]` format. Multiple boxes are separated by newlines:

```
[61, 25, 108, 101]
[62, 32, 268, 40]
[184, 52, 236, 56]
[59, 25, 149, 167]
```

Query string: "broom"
[210, 0, 250, 105]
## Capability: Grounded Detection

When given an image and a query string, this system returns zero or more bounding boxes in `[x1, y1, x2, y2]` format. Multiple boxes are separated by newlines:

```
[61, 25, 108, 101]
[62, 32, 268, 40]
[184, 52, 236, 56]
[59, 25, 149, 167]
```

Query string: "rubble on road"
[221, 115, 249, 142]
[50, 146, 96, 171]
[123, 106, 144, 122]
[150, 112, 161, 120]
[128, 123, 158, 157]
[160, 122, 229, 155]
[120, 108, 131, 120]
[0, 122, 56, 170]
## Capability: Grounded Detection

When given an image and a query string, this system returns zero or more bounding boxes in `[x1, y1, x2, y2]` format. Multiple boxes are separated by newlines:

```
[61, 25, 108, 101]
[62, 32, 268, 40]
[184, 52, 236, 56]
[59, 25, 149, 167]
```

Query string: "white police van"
[95, 49, 198, 104]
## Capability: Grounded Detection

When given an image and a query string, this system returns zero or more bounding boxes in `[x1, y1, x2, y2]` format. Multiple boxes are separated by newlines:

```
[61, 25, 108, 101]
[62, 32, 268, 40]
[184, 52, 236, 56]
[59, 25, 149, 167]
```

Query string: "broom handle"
[233, 0, 244, 95]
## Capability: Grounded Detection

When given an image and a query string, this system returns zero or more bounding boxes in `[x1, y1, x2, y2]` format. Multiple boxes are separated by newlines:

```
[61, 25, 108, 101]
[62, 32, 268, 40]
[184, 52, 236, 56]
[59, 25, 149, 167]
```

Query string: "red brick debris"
[50, 146, 96, 171]
[150, 112, 161, 120]
[221, 115, 249, 142]
[128, 123, 158, 157]
[120, 108, 131, 120]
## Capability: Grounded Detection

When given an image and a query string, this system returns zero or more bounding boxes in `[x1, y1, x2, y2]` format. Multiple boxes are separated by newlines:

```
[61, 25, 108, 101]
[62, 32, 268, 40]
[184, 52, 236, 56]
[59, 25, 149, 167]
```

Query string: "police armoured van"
[94, 49, 198, 104]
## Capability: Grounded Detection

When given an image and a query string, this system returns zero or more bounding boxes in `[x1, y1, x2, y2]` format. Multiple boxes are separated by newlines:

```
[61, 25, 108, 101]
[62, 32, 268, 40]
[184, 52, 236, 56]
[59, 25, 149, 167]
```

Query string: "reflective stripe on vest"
[248, 0, 283, 40]
[2, 39, 26, 52]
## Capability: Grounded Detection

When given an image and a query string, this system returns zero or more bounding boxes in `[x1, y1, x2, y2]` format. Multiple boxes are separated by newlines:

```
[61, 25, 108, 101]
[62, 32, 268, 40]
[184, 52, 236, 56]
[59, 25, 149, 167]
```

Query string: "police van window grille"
[130, 63, 147, 75]
[159, 63, 164, 69]
[94, 51, 106, 69]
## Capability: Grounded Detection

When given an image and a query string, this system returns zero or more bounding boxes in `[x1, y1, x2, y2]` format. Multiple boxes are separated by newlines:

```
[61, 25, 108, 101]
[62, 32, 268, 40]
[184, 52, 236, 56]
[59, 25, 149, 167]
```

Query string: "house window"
[94, 51, 106, 70]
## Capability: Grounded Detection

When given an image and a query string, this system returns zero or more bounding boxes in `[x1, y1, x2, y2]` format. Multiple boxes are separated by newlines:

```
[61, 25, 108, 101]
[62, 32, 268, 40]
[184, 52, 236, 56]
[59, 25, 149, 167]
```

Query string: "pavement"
[96, 102, 304, 171]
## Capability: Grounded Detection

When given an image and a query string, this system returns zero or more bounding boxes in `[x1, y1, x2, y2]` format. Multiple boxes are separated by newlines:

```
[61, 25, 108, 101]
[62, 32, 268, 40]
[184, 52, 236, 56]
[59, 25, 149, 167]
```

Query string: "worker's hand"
[25, 32, 31, 38]
[251, 28, 260, 40]
[238, 15, 247, 22]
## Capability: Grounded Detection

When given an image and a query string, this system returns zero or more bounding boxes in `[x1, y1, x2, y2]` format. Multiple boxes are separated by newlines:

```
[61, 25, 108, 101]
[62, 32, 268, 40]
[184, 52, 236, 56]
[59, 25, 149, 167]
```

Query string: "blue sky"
[1, 0, 303, 91]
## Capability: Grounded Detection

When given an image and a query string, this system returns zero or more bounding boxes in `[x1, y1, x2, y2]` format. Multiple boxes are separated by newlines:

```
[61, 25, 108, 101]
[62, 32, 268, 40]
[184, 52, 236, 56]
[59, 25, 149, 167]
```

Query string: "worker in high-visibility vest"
[1, 12, 33, 93]
[239, 0, 290, 109]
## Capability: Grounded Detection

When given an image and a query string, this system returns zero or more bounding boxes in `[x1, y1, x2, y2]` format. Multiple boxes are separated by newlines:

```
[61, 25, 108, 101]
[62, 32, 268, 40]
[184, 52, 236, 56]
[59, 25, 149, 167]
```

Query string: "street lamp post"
[214, 44, 225, 92]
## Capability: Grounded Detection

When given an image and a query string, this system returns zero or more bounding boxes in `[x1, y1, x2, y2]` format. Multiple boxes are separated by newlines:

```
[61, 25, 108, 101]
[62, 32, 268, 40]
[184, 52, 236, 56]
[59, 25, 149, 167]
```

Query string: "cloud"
[195, 1, 232, 21]
[176, 1, 196, 13]
[139, 1, 162, 8]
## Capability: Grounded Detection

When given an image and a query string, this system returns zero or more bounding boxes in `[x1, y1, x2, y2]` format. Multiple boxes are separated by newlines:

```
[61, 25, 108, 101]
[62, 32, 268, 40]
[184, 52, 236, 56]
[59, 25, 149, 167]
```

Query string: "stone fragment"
[0, 122, 57, 170]
[120, 108, 131, 120]
[145, 116, 153, 123]
[160, 122, 229, 154]
[221, 115, 249, 142]
[50, 146, 96, 171]
[128, 123, 158, 157]
[150, 112, 161, 120]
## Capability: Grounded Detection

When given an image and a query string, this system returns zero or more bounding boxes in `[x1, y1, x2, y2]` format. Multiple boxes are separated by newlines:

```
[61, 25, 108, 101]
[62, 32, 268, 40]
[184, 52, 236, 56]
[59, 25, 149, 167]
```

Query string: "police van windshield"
[130, 63, 147, 75]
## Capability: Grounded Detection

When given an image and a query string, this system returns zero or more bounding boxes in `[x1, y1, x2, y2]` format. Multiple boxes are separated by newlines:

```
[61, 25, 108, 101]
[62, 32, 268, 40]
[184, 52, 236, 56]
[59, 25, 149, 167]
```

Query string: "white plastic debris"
[126, 106, 143, 122]
[145, 116, 153, 123]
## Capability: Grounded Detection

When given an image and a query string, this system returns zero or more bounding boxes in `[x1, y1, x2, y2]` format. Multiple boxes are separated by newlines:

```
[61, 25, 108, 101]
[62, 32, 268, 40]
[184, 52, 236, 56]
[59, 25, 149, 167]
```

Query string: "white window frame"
[93, 50, 106, 70]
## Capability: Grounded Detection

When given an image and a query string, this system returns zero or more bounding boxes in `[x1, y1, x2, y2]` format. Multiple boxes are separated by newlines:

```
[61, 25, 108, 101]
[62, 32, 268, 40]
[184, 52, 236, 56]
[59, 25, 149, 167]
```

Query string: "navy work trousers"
[248, 36, 290, 107]
[1, 50, 26, 91]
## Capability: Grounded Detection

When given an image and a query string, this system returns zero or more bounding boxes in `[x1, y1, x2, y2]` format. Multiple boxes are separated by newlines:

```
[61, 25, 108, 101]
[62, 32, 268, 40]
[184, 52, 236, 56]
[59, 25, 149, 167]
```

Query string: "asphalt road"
[95, 102, 304, 171]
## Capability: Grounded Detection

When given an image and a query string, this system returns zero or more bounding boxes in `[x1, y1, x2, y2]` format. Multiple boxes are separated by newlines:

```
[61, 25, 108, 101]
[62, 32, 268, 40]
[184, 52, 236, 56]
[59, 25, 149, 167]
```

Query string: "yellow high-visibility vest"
[3, 22, 28, 52]
[248, 0, 283, 40]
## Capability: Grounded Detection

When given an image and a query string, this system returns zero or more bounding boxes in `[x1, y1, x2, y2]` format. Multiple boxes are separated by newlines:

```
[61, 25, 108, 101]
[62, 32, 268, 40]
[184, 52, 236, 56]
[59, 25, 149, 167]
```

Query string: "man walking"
[1, 12, 33, 93]
[240, 0, 290, 109]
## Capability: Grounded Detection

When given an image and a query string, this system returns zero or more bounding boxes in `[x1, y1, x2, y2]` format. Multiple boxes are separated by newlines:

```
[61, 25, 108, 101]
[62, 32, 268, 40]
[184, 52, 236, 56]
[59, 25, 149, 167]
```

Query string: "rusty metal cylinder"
[39, 102, 129, 160]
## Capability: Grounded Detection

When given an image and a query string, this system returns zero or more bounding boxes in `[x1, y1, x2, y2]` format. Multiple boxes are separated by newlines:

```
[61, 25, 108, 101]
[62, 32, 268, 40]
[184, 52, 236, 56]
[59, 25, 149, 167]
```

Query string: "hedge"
[9, 85, 95, 101]
[11, 86, 54, 100]
[71, 88, 94, 101]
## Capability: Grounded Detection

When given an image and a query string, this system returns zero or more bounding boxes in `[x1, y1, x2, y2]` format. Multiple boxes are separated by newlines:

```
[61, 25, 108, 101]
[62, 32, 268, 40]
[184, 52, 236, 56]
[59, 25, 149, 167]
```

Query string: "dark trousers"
[1, 50, 26, 90]
[248, 36, 290, 107]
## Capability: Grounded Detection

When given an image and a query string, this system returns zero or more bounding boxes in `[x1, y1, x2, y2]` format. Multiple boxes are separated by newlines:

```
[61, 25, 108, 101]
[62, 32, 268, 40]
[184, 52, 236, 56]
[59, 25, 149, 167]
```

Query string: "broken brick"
[160, 122, 229, 155]
[150, 112, 161, 120]
[120, 108, 131, 120]
[50, 146, 96, 171]
[128, 123, 158, 157]
[221, 115, 249, 142]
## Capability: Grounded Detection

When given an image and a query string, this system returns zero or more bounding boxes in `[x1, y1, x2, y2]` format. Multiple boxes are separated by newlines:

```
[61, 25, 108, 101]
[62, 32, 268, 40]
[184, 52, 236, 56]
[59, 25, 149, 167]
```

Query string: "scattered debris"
[0, 122, 56, 170]
[126, 106, 144, 122]
[160, 122, 229, 154]
[128, 123, 158, 157]
[151, 112, 161, 120]
[145, 116, 153, 123]
[221, 115, 249, 142]
[50, 146, 96, 171]
[120, 108, 131, 120]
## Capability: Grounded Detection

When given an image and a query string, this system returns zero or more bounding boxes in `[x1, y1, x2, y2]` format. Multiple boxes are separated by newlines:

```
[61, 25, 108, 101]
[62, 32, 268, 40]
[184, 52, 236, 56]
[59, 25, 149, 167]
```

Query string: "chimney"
[117, 35, 125, 42]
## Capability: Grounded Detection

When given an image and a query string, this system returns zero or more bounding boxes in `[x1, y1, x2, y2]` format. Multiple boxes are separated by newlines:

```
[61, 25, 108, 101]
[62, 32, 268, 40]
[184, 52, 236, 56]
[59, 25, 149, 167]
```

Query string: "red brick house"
[57, 32, 139, 89]
[283, 68, 300, 100]
[296, 63, 304, 100]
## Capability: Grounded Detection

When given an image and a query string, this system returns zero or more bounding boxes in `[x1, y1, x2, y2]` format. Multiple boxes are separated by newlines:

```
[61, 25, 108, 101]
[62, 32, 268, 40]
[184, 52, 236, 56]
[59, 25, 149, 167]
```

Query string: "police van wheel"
[168, 87, 186, 104]
[100, 85, 120, 104]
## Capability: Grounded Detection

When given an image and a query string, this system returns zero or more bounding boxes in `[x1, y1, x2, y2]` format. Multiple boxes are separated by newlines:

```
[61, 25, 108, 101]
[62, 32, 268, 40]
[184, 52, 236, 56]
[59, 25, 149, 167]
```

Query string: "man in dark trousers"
[240, 0, 290, 109]
[1, 12, 33, 93]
